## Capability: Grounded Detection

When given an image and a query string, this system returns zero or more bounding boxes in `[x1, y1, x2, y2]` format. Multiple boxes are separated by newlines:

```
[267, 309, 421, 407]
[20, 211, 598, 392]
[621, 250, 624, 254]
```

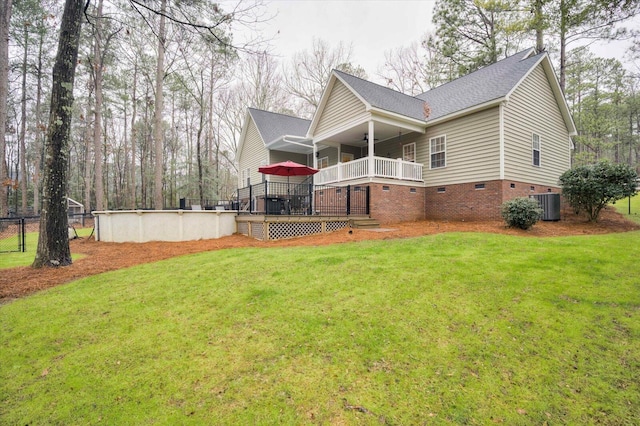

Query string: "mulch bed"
[1, 207, 638, 303]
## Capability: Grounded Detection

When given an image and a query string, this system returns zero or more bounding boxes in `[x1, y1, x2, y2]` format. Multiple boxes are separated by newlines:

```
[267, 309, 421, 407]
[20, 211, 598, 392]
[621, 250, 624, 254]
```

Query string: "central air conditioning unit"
[530, 193, 561, 221]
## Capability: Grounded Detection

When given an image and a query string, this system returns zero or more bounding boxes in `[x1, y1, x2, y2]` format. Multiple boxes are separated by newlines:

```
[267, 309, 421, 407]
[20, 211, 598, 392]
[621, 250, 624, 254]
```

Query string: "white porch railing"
[315, 156, 423, 185]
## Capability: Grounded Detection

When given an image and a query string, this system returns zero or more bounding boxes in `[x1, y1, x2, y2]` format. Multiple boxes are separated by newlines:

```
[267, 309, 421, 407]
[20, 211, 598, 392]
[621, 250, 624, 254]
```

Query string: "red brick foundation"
[312, 180, 562, 224]
[424, 180, 561, 221]
[368, 183, 426, 224]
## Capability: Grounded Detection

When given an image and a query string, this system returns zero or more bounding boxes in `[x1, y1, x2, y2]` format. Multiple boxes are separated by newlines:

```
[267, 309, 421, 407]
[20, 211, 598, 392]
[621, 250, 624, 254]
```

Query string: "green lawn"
[613, 194, 640, 225]
[0, 228, 92, 269]
[1, 231, 640, 424]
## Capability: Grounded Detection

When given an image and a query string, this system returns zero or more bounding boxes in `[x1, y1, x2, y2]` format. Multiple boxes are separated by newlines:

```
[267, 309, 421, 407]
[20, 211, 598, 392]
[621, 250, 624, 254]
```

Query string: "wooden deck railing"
[315, 156, 423, 185]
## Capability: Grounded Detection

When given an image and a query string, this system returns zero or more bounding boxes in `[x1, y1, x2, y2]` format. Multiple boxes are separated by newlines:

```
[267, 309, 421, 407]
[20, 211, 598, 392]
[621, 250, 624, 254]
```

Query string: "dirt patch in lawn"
[1, 207, 638, 303]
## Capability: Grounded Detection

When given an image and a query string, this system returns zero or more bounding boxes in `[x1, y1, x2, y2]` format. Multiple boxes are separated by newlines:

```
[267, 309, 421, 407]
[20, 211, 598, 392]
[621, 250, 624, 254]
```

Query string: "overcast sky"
[261, 0, 436, 76]
[230, 0, 634, 82]
[231, 0, 435, 80]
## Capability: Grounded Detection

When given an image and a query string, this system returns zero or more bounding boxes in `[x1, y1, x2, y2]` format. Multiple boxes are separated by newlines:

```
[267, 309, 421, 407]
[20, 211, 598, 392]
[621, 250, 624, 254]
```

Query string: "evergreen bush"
[559, 161, 638, 222]
[501, 197, 543, 230]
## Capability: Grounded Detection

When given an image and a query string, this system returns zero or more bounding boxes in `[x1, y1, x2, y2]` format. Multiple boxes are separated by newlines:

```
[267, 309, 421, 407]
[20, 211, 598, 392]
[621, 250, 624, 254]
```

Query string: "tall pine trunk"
[153, 0, 166, 210]
[83, 86, 94, 213]
[33, 0, 83, 268]
[559, 0, 567, 94]
[122, 84, 129, 208]
[19, 24, 28, 215]
[33, 29, 45, 214]
[0, 0, 12, 217]
[129, 59, 138, 209]
[197, 103, 204, 207]
[93, 0, 105, 210]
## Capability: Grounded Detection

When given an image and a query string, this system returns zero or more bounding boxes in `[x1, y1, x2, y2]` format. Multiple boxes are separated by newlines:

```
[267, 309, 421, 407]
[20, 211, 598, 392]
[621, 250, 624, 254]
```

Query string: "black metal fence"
[0, 217, 26, 253]
[178, 198, 237, 210]
[0, 213, 94, 254]
[237, 182, 369, 216]
[314, 184, 370, 216]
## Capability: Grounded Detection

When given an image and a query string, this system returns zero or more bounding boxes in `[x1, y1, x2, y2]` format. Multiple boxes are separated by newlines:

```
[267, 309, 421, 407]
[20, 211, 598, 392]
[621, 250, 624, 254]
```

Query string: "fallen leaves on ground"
[1, 207, 637, 303]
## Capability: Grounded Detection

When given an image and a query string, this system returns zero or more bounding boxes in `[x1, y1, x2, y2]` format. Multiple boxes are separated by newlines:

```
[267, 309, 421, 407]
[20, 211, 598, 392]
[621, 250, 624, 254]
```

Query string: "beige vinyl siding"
[267, 150, 311, 184]
[317, 146, 339, 167]
[503, 65, 571, 186]
[419, 107, 501, 185]
[315, 80, 368, 137]
[376, 132, 422, 160]
[237, 117, 268, 187]
[340, 144, 361, 159]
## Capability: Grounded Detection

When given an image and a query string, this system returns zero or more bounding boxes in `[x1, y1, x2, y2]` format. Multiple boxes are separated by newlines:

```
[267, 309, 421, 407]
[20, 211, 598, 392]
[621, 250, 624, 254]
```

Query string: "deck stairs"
[350, 217, 380, 229]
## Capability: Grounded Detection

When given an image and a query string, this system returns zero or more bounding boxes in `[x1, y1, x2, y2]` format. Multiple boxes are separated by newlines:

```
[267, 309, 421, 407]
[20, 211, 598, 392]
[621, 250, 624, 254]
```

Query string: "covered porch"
[315, 155, 422, 185]
[312, 117, 426, 186]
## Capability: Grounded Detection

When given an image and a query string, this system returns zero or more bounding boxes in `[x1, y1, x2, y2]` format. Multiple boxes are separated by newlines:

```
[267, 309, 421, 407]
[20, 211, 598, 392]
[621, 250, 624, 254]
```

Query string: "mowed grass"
[1, 232, 640, 424]
[613, 194, 640, 225]
[0, 228, 92, 269]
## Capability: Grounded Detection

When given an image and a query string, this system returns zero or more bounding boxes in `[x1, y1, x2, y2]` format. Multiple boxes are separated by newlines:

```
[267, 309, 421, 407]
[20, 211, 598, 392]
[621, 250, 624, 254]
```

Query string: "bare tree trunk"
[129, 60, 137, 208]
[102, 116, 108, 207]
[93, 0, 105, 210]
[208, 60, 216, 200]
[33, 29, 44, 214]
[122, 84, 129, 207]
[630, 106, 634, 167]
[83, 86, 94, 213]
[197, 102, 204, 206]
[141, 86, 149, 208]
[33, 0, 83, 268]
[169, 92, 175, 206]
[0, 0, 12, 217]
[534, 0, 544, 53]
[153, 0, 166, 210]
[207, 67, 214, 166]
[215, 125, 220, 201]
[19, 24, 28, 215]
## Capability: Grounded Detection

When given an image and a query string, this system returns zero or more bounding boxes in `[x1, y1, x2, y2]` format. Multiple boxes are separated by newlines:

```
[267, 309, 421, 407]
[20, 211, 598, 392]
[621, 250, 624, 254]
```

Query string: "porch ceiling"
[317, 120, 421, 148]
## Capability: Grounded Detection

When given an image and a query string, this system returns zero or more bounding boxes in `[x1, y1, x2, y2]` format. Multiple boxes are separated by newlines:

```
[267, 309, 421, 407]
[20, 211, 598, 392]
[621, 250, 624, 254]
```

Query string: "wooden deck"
[236, 214, 367, 241]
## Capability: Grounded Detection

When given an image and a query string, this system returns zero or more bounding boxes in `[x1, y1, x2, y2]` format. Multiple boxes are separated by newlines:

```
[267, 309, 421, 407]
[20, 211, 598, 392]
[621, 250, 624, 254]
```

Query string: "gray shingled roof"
[248, 108, 311, 144]
[416, 49, 542, 120]
[248, 49, 547, 150]
[333, 70, 427, 121]
[333, 48, 543, 123]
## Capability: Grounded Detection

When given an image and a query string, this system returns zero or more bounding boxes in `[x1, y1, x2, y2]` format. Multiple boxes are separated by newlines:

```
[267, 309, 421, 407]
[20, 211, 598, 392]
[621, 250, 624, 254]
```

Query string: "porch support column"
[312, 140, 317, 169]
[368, 120, 375, 177]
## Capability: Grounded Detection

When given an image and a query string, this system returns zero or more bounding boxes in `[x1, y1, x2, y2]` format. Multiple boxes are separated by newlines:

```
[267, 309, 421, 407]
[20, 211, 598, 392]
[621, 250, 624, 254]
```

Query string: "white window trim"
[318, 156, 329, 169]
[403, 142, 416, 163]
[429, 135, 447, 169]
[532, 133, 541, 167]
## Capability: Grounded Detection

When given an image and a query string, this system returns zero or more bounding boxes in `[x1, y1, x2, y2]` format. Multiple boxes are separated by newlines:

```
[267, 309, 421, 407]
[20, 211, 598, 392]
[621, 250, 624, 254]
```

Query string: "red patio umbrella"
[258, 160, 319, 179]
[259, 161, 318, 215]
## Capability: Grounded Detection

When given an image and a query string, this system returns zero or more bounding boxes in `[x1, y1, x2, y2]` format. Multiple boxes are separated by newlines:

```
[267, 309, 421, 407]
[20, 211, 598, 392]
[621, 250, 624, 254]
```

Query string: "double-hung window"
[430, 135, 446, 169]
[532, 133, 541, 166]
[403, 143, 416, 162]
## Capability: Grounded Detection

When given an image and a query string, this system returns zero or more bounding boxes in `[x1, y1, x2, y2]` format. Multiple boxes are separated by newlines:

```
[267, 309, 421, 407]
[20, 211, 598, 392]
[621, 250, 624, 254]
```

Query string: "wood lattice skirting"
[235, 215, 362, 241]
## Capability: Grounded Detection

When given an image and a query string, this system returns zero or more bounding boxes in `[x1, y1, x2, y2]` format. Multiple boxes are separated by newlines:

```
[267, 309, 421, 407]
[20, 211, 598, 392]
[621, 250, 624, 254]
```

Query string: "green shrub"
[559, 161, 638, 222]
[501, 197, 543, 230]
